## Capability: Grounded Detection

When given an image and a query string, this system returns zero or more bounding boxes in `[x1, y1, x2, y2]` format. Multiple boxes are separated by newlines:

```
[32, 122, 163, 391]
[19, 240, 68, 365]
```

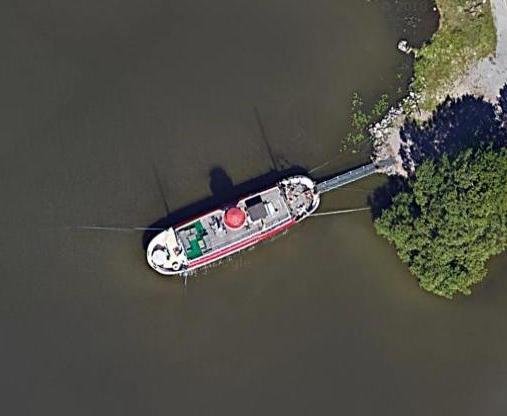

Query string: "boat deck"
[176, 186, 291, 261]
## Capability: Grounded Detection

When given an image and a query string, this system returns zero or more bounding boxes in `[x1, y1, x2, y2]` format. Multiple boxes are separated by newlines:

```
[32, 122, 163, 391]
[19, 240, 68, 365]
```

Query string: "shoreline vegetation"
[341, 93, 389, 153]
[413, 0, 497, 112]
[365, 0, 507, 298]
[375, 148, 507, 299]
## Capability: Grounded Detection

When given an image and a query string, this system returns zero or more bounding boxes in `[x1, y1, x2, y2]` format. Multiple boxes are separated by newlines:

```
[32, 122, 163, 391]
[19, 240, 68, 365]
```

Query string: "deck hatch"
[245, 195, 268, 221]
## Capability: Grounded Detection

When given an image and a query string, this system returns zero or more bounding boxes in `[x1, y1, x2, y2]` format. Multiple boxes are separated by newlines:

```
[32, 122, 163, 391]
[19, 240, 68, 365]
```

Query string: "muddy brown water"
[2, 1, 507, 414]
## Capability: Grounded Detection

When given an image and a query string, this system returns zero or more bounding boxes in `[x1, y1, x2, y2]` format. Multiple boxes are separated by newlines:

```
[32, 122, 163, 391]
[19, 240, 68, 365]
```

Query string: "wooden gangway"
[316, 158, 394, 194]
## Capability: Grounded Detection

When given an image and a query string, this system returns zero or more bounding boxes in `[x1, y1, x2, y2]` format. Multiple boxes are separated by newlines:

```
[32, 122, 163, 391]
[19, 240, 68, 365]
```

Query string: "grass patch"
[412, 0, 497, 111]
[342, 92, 390, 153]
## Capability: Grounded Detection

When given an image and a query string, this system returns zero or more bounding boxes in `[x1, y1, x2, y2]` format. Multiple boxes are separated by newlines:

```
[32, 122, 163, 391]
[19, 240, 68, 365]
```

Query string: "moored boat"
[146, 175, 320, 276]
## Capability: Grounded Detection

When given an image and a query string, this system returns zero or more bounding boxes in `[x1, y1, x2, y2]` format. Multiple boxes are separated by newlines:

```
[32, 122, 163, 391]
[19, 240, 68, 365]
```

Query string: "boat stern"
[146, 228, 188, 276]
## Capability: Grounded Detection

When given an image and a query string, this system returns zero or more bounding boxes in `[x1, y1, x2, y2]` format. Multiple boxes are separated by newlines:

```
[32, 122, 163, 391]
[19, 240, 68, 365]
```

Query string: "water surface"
[2, 1, 507, 415]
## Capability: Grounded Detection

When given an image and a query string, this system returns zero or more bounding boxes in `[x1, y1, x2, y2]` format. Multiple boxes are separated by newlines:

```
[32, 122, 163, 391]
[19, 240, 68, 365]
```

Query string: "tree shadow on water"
[372, 88, 507, 216]
[142, 165, 307, 250]
[400, 93, 506, 172]
[368, 175, 409, 220]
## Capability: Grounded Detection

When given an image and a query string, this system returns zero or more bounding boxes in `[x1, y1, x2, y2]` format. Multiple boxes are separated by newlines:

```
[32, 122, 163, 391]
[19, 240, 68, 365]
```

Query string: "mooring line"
[71, 226, 165, 232]
[310, 207, 370, 217]
[308, 160, 333, 174]
[308, 154, 345, 174]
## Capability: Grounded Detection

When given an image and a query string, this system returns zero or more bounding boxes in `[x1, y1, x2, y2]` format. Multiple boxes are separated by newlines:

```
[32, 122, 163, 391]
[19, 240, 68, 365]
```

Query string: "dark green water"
[2, 1, 507, 414]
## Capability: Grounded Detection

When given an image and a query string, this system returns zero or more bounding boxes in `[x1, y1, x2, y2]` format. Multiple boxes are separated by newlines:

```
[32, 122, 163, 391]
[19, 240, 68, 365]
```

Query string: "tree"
[375, 148, 507, 298]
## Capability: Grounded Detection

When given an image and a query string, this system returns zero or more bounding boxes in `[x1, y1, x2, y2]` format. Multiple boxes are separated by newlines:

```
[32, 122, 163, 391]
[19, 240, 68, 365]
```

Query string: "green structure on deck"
[184, 221, 206, 260]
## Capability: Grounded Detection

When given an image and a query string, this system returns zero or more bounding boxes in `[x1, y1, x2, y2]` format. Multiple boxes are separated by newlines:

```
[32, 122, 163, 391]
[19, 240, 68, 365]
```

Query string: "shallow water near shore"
[2, 1, 507, 414]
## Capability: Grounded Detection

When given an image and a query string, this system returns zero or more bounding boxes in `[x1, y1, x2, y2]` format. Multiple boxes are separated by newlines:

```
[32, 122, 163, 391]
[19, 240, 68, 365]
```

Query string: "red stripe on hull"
[188, 219, 296, 269]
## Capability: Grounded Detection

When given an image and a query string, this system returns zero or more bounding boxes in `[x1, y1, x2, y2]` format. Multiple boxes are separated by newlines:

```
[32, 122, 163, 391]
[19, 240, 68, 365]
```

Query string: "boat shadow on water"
[142, 165, 308, 250]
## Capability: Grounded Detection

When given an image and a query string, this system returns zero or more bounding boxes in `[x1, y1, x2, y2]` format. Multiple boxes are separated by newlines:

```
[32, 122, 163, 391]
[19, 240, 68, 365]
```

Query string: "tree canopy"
[375, 148, 507, 298]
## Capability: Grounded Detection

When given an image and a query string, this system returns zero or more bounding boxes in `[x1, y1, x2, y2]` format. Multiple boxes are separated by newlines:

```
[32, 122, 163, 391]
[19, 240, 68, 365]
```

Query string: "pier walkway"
[316, 158, 394, 194]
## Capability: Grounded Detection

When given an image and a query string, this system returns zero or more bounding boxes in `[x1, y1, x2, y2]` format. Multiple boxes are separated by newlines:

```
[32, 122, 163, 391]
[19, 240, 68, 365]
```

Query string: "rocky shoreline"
[372, 0, 507, 176]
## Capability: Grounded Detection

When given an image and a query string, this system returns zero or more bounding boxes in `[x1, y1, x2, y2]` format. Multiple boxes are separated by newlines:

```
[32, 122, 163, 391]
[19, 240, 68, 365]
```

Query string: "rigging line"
[71, 226, 165, 232]
[152, 164, 170, 216]
[310, 207, 370, 217]
[253, 106, 279, 171]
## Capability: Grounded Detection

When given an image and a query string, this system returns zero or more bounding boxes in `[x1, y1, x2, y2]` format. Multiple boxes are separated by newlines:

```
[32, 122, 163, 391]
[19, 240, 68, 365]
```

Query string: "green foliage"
[371, 94, 390, 119]
[412, 0, 497, 111]
[342, 93, 389, 153]
[375, 148, 507, 298]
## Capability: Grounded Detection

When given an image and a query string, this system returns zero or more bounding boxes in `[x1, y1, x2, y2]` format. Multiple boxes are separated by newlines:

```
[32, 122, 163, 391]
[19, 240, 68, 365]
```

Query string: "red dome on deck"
[224, 207, 246, 229]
